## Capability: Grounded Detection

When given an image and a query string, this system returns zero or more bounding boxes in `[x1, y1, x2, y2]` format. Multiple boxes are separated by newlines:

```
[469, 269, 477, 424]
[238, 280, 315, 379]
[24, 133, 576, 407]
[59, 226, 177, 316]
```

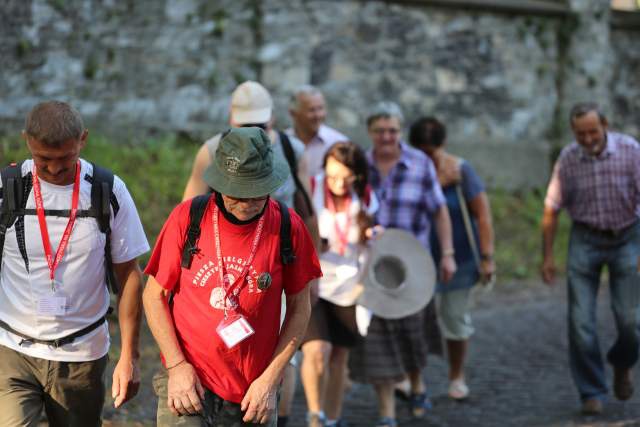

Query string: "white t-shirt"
[313, 173, 378, 306]
[0, 159, 150, 362]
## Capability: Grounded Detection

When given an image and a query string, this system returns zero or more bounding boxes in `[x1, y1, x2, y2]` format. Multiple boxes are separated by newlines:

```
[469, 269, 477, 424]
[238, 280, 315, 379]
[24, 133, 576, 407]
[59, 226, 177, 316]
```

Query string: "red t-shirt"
[145, 197, 322, 403]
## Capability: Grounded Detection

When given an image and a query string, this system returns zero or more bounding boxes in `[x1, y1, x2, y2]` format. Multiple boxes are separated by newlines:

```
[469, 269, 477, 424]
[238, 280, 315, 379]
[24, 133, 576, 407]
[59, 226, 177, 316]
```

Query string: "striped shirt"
[544, 131, 640, 231]
[367, 143, 446, 249]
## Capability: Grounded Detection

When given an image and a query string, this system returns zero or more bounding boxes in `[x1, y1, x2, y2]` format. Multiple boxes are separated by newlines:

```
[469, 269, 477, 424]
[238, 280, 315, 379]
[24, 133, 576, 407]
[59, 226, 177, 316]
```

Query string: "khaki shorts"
[0, 344, 107, 427]
[153, 370, 277, 427]
[436, 288, 475, 340]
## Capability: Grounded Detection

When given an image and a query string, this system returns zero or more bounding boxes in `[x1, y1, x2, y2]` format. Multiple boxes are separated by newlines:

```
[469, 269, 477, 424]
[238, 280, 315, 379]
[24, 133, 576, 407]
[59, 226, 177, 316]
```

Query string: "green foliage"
[1, 134, 570, 278]
[490, 189, 570, 280]
[0, 135, 199, 263]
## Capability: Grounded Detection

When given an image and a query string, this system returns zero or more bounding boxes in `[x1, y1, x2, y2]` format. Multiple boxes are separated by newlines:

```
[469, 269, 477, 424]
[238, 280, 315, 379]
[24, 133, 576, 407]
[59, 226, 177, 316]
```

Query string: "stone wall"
[1, 0, 638, 189]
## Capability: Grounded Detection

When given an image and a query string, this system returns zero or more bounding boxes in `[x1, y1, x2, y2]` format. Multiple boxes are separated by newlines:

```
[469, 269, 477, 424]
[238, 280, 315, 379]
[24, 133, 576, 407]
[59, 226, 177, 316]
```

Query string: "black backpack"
[181, 194, 296, 269]
[0, 161, 120, 294]
[0, 161, 120, 348]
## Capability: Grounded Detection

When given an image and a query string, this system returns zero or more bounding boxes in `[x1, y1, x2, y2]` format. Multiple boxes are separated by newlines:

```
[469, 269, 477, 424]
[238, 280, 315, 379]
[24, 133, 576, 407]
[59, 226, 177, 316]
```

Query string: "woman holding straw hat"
[349, 103, 457, 427]
[300, 141, 378, 427]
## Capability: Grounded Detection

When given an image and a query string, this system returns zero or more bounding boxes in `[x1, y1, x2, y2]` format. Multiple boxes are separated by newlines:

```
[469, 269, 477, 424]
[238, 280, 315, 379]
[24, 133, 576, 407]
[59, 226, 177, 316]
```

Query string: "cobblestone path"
[102, 282, 640, 426]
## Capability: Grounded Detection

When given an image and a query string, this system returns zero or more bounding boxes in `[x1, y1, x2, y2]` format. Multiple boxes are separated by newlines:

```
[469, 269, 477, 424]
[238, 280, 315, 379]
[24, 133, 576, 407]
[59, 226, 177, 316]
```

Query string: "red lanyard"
[213, 204, 265, 318]
[32, 161, 81, 291]
[325, 180, 352, 256]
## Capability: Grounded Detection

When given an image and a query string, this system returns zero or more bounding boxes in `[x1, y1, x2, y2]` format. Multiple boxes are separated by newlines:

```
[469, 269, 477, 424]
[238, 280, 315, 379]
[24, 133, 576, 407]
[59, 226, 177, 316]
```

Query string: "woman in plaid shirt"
[348, 102, 456, 427]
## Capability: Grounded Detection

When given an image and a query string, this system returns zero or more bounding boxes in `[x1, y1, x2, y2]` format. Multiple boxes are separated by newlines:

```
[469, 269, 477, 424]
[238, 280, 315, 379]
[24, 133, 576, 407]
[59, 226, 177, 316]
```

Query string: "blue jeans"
[567, 221, 640, 402]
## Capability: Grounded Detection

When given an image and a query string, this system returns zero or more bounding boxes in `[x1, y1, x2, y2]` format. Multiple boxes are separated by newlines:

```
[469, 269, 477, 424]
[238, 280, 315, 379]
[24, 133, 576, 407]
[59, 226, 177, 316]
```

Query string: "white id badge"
[37, 296, 67, 316]
[216, 315, 255, 349]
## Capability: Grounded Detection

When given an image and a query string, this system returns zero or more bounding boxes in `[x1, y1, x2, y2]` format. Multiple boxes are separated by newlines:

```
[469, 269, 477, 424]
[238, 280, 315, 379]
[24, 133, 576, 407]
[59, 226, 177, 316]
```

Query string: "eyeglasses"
[224, 195, 269, 203]
[326, 174, 357, 185]
[370, 127, 400, 136]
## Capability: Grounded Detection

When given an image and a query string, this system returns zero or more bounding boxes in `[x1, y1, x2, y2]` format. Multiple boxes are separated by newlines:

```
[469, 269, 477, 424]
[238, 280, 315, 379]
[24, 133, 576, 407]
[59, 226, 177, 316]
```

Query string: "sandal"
[448, 378, 470, 400]
[409, 392, 433, 418]
[375, 417, 398, 427]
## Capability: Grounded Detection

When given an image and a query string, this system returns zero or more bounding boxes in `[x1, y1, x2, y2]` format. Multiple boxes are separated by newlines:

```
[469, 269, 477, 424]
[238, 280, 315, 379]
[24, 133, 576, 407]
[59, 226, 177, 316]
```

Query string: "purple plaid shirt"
[367, 143, 446, 249]
[544, 131, 640, 231]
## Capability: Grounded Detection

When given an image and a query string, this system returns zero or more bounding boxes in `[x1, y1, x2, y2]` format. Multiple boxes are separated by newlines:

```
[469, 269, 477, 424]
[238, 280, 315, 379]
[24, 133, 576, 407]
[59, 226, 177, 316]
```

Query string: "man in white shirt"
[0, 101, 149, 426]
[287, 85, 349, 176]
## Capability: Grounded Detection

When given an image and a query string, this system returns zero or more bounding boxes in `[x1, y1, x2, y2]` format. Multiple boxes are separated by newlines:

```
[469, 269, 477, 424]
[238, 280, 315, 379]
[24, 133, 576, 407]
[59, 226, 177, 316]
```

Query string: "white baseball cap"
[230, 81, 273, 125]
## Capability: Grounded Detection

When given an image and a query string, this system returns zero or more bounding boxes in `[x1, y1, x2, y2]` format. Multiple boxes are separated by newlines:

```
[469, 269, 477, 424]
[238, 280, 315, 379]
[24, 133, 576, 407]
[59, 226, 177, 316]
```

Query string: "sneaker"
[409, 392, 433, 418]
[581, 397, 603, 415]
[613, 366, 634, 401]
[307, 411, 326, 427]
[448, 378, 470, 400]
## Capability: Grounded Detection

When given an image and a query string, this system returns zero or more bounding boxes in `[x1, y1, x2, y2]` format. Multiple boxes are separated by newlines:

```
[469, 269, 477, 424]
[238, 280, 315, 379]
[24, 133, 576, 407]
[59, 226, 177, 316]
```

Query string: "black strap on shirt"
[0, 307, 113, 348]
[0, 162, 119, 292]
[278, 132, 313, 215]
[180, 195, 296, 269]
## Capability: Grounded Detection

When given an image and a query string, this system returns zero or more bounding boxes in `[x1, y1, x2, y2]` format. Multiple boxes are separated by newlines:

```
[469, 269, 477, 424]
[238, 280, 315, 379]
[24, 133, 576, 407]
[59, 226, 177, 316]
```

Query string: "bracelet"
[442, 249, 455, 257]
[166, 359, 186, 370]
[480, 253, 493, 261]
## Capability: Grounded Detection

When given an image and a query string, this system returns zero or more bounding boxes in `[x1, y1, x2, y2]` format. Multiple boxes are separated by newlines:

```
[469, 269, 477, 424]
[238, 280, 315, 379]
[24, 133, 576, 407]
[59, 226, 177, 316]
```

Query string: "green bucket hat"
[203, 127, 290, 198]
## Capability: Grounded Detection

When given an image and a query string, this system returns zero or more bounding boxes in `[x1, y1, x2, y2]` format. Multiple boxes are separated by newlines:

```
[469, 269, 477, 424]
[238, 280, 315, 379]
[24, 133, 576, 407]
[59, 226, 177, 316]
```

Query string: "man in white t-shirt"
[287, 85, 349, 177]
[0, 101, 150, 426]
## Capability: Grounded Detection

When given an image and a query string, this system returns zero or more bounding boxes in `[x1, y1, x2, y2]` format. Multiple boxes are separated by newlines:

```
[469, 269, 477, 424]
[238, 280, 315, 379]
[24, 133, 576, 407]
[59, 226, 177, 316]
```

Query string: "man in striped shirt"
[542, 102, 640, 415]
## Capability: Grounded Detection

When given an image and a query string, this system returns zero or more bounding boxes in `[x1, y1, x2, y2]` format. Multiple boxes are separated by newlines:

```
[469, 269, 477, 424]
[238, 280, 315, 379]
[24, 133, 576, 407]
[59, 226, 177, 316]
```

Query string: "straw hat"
[357, 228, 436, 319]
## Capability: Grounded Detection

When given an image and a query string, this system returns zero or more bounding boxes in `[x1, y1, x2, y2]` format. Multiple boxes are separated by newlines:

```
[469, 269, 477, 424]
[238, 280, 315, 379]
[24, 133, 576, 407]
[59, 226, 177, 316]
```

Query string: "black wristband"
[480, 253, 493, 261]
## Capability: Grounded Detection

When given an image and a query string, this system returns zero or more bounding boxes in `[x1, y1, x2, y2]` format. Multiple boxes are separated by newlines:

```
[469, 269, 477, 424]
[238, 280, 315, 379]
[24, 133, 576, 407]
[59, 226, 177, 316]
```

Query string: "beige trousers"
[0, 344, 107, 427]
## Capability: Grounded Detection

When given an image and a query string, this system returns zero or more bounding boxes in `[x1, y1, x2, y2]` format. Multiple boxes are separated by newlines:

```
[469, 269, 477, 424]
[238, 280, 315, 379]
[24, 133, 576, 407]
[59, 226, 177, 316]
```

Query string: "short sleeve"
[423, 159, 446, 214]
[282, 209, 322, 295]
[460, 161, 485, 201]
[144, 201, 192, 290]
[544, 162, 563, 211]
[110, 176, 150, 263]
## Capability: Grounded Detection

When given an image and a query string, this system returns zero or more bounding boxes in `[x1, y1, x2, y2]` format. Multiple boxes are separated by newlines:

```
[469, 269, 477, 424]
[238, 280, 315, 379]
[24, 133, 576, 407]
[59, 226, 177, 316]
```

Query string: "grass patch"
[490, 189, 571, 280]
[1, 135, 571, 279]
[1, 135, 199, 263]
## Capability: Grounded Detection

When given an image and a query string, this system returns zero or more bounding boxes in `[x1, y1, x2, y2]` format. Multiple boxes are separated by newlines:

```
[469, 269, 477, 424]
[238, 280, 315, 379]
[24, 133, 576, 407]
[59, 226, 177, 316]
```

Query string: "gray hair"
[289, 84, 324, 111]
[569, 102, 607, 125]
[366, 101, 404, 127]
[24, 101, 84, 146]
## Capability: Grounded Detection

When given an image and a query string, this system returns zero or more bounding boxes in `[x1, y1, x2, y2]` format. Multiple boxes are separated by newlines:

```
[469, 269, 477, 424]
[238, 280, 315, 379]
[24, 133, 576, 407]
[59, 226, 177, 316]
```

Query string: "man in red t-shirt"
[143, 127, 322, 426]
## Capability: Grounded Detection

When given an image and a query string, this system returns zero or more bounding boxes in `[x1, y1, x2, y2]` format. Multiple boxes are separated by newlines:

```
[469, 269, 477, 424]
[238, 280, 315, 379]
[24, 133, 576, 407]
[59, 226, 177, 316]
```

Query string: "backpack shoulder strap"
[278, 200, 295, 265]
[89, 163, 119, 293]
[279, 131, 298, 175]
[1, 162, 25, 215]
[181, 194, 211, 268]
[90, 164, 116, 232]
[0, 162, 26, 272]
[278, 132, 314, 216]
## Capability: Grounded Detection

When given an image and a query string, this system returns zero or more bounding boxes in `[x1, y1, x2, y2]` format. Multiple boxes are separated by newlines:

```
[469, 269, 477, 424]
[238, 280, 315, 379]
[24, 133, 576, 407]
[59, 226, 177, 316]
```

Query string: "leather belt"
[574, 220, 638, 239]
